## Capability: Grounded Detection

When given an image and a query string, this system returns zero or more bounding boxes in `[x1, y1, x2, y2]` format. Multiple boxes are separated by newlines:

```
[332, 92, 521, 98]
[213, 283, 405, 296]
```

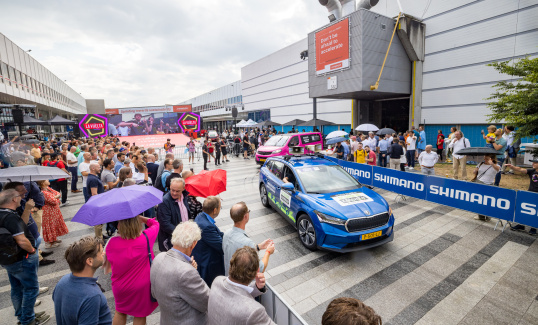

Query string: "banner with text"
[325, 157, 523, 224]
[514, 190, 538, 228]
[315, 18, 350, 76]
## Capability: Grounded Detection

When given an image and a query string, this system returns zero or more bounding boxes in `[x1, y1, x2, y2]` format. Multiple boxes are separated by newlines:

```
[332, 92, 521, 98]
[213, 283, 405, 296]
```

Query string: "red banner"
[117, 133, 190, 149]
[173, 105, 192, 113]
[315, 18, 350, 76]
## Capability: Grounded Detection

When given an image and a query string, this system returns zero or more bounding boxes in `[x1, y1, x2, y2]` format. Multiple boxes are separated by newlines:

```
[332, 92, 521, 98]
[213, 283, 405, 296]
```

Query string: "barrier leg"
[494, 219, 508, 232]
[395, 194, 407, 204]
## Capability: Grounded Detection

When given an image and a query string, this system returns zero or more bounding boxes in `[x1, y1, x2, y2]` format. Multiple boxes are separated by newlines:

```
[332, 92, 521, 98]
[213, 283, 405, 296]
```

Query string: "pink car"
[256, 132, 323, 165]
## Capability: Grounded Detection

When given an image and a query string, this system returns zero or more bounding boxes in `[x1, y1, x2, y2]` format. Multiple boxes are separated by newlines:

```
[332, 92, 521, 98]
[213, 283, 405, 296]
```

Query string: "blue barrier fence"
[326, 157, 538, 228]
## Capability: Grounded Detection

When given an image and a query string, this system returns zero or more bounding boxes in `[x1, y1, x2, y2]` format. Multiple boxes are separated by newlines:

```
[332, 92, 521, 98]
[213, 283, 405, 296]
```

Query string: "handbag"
[142, 232, 158, 303]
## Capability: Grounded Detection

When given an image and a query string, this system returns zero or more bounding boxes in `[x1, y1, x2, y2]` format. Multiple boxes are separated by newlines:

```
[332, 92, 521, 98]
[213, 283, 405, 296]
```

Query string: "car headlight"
[272, 149, 281, 154]
[315, 210, 346, 225]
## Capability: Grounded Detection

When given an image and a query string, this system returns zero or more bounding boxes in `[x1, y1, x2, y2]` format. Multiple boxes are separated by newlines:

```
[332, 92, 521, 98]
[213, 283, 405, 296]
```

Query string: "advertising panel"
[178, 112, 202, 133]
[372, 165, 428, 200]
[426, 176, 517, 221]
[78, 114, 108, 138]
[514, 190, 538, 228]
[105, 104, 191, 115]
[315, 18, 350, 76]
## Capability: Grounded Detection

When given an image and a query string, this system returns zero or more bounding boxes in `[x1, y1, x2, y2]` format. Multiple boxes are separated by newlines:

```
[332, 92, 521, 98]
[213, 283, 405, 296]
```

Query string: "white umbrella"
[355, 123, 379, 132]
[326, 130, 349, 139]
[0, 165, 69, 182]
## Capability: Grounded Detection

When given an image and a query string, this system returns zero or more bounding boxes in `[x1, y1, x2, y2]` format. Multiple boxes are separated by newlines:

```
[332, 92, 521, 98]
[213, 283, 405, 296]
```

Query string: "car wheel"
[297, 214, 318, 251]
[260, 184, 270, 208]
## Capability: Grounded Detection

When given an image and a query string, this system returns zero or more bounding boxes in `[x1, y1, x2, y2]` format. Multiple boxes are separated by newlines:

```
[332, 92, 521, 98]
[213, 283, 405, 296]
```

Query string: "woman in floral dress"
[37, 180, 69, 248]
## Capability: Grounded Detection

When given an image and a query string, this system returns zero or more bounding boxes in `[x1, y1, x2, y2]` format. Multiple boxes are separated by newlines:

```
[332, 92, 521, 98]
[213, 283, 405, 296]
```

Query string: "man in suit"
[151, 221, 210, 325]
[157, 178, 191, 251]
[191, 196, 224, 287]
[208, 247, 274, 325]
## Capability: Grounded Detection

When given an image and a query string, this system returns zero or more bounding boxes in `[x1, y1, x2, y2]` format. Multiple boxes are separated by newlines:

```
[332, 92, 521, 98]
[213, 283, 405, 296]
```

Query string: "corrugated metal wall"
[371, 0, 538, 125]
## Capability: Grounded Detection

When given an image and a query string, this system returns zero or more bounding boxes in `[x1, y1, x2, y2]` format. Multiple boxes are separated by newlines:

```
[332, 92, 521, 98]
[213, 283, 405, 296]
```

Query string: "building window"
[8, 66, 16, 88]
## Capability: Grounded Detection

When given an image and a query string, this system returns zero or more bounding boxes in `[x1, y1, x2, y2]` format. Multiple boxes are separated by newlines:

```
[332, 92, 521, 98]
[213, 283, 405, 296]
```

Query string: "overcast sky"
[1, 0, 332, 108]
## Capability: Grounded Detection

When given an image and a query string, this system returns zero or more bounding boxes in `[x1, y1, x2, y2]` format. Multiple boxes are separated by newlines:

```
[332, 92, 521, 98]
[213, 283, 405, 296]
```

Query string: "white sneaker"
[39, 287, 49, 295]
[34, 299, 41, 307]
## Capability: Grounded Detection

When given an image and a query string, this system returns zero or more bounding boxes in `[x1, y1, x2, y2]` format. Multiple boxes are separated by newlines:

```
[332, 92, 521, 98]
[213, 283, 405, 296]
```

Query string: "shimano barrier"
[326, 156, 538, 227]
[514, 190, 538, 228]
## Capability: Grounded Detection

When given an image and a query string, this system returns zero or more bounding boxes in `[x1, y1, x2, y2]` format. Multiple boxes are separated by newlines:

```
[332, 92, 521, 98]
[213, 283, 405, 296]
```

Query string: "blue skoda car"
[259, 155, 394, 252]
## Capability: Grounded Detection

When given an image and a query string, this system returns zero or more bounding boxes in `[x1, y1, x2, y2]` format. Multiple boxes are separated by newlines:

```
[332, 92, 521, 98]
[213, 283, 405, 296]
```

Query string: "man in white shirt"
[362, 132, 378, 153]
[447, 131, 471, 180]
[78, 152, 92, 202]
[418, 145, 438, 175]
[405, 131, 417, 169]
[66, 146, 80, 193]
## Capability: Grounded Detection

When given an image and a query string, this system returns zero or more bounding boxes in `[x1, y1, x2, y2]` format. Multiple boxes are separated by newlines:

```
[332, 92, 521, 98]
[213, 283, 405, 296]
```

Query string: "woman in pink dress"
[104, 215, 159, 325]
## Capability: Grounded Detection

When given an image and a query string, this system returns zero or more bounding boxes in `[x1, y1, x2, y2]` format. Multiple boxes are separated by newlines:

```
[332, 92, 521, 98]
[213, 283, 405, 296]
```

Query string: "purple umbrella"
[72, 186, 163, 226]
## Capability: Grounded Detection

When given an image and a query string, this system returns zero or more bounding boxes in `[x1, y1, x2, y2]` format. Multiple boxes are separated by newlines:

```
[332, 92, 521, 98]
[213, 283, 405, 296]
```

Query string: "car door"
[264, 160, 284, 209]
[280, 165, 302, 224]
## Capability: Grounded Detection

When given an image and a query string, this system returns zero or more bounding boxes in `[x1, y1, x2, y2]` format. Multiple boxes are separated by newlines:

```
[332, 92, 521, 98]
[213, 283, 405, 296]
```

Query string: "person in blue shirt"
[342, 140, 350, 161]
[114, 152, 125, 175]
[53, 236, 111, 325]
[191, 196, 225, 287]
[417, 125, 427, 154]
[335, 141, 345, 160]
[377, 134, 390, 167]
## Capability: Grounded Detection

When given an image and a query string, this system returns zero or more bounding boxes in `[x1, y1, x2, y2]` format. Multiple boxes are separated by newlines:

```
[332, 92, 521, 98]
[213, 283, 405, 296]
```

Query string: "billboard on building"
[315, 18, 350, 76]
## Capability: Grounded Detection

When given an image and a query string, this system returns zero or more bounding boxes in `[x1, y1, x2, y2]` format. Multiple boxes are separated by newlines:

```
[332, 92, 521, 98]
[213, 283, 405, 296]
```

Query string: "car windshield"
[296, 165, 361, 194]
[264, 136, 290, 147]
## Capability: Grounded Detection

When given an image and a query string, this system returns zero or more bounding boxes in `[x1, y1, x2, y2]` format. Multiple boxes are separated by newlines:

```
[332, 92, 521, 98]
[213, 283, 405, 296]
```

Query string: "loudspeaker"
[12, 109, 24, 124]
[231, 106, 238, 118]
[73, 127, 81, 138]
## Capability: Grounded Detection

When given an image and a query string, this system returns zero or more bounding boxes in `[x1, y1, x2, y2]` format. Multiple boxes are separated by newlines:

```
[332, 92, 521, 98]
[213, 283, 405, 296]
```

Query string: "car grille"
[257, 151, 272, 156]
[345, 212, 390, 232]
[344, 234, 389, 248]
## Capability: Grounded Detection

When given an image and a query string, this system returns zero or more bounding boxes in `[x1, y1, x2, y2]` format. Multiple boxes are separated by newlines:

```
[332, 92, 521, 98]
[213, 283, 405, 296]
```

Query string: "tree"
[487, 56, 538, 156]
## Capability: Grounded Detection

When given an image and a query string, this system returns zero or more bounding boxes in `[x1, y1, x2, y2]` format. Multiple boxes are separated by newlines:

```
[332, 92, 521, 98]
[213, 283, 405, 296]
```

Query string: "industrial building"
[179, 0, 537, 147]
[0, 32, 87, 133]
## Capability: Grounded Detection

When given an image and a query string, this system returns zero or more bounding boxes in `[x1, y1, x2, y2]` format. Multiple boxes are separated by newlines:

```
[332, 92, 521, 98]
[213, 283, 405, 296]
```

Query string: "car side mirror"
[282, 183, 295, 191]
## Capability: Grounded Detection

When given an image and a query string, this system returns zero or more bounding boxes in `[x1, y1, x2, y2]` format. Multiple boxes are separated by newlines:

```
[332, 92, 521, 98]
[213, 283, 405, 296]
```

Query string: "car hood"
[258, 146, 283, 152]
[309, 187, 389, 219]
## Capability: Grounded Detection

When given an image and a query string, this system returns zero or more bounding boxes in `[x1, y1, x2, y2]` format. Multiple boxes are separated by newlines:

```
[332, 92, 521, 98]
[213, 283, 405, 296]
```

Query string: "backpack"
[154, 170, 170, 192]
[0, 209, 22, 266]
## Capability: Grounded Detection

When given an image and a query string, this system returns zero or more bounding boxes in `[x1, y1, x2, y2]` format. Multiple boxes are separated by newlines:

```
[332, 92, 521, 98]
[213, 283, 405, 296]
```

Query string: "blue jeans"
[68, 166, 78, 191]
[407, 150, 416, 167]
[83, 187, 90, 202]
[378, 151, 388, 167]
[2, 252, 40, 325]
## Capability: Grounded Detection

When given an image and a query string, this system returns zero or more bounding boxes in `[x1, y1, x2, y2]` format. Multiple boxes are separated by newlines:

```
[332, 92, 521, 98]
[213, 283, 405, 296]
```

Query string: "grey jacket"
[208, 276, 275, 325]
[150, 249, 210, 325]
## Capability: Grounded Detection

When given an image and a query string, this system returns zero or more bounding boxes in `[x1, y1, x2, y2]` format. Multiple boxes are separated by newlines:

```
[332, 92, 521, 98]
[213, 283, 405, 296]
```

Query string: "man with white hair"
[157, 178, 191, 251]
[418, 145, 438, 175]
[151, 221, 209, 325]
[146, 154, 159, 185]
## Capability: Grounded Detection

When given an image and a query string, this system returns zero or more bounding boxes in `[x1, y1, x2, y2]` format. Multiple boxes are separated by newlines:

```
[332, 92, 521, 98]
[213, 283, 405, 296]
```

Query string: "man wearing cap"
[506, 158, 538, 235]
